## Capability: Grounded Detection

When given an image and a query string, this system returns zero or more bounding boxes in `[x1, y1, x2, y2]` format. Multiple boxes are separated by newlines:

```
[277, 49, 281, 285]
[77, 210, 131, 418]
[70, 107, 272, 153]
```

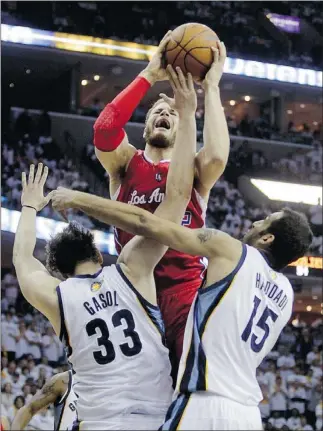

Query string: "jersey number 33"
[86, 309, 142, 365]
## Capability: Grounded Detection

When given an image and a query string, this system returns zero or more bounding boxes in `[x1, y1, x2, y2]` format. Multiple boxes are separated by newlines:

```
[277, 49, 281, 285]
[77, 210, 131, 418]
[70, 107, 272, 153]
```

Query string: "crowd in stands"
[1, 270, 66, 429]
[258, 321, 323, 431]
[226, 116, 321, 147]
[2, 108, 322, 257]
[2, 1, 322, 69]
[2, 269, 322, 430]
[2, 110, 96, 229]
[228, 139, 322, 186]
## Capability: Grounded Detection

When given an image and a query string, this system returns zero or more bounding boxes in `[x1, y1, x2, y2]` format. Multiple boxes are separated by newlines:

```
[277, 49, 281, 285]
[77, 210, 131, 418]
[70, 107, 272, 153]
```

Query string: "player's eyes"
[170, 110, 177, 116]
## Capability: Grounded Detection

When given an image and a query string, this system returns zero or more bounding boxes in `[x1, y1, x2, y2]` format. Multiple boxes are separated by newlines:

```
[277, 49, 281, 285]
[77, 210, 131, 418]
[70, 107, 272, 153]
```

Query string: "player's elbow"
[204, 154, 227, 177]
[135, 213, 159, 239]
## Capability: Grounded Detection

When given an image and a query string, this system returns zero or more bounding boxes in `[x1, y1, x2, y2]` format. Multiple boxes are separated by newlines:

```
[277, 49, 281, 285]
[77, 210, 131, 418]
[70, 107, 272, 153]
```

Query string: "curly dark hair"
[264, 207, 313, 270]
[46, 222, 100, 278]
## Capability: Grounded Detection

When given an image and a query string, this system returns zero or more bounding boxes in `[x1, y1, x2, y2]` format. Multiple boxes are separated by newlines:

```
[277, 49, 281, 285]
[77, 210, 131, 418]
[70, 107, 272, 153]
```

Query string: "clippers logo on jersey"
[182, 211, 192, 226]
[90, 282, 102, 293]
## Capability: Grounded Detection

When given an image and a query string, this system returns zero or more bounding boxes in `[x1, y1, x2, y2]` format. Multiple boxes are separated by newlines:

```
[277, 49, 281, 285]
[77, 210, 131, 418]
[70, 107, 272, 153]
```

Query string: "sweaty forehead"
[151, 100, 172, 113]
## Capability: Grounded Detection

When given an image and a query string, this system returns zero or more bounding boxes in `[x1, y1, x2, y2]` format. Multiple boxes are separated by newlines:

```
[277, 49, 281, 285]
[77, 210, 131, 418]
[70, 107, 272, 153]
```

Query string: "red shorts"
[158, 283, 199, 381]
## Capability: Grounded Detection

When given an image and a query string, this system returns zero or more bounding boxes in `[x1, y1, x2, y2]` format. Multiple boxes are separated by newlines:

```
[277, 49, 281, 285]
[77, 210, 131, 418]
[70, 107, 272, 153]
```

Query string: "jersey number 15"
[86, 309, 142, 365]
[241, 295, 278, 353]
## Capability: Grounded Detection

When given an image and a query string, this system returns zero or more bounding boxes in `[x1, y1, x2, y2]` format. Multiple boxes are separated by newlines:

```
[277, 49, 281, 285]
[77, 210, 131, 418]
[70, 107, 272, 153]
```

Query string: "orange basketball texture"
[164, 23, 219, 79]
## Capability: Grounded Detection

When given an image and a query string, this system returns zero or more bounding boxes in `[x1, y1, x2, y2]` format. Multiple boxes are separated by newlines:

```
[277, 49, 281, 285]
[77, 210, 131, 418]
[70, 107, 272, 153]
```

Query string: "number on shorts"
[241, 295, 278, 353]
[86, 309, 142, 365]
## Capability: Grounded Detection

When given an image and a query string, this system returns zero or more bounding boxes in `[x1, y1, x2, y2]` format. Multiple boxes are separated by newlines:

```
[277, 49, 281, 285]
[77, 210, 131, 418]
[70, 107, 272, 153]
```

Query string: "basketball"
[164, 23, 219, 80]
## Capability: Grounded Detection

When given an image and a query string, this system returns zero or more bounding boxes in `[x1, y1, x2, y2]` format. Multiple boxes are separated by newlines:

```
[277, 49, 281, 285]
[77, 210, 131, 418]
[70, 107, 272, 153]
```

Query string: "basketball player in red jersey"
[93, 31, 229, 374]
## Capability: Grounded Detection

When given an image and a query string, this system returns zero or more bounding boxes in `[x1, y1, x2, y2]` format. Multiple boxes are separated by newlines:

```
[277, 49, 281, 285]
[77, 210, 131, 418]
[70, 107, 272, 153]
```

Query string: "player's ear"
[97, 250, 103, 265]
[143, 126, 147, 139]
[259, 233, 274, 245]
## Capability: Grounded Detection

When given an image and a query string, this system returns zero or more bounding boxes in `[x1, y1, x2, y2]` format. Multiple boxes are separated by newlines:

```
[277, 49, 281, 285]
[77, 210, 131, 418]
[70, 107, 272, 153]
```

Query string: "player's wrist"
[139, 69, 156, 86]
[22, 205, 38, 212]
[204, 81, 220, 92]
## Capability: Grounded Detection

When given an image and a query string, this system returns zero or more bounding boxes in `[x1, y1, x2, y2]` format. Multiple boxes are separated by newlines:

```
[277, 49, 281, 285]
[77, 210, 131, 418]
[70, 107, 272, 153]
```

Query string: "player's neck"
[73, 261, 102, 277]
[144, 146, 172, 164]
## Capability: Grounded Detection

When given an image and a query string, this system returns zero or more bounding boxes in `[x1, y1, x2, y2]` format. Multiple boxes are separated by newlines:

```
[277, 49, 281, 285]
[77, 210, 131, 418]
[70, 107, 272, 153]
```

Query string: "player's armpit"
[94, 134, 136, 175]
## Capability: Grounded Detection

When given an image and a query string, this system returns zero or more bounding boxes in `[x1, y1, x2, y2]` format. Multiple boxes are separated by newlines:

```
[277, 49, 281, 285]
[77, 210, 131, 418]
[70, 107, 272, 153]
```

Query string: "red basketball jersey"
[114, 150, 207, 293]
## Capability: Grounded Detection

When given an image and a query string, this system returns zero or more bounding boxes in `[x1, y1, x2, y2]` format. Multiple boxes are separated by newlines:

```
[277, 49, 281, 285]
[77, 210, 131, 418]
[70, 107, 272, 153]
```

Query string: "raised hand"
[21, 164, 51, 212]
[198, 41, 227, 89]
[140, 30, 172, 84]
[159, 65, 197, 116]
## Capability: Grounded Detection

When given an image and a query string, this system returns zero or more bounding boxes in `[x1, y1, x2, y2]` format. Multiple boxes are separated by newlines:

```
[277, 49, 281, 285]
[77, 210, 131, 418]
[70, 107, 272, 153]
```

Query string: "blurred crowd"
[2, 109, 322, 257]
[258, 321, 323, 431]
[2, 269, 322, 430]
[2, 110, 96, 229]
[2, 1, 322, 69]
[1, 269, 67, 429]
[229, 140, 322, 186]
[225, 116, 320, 147]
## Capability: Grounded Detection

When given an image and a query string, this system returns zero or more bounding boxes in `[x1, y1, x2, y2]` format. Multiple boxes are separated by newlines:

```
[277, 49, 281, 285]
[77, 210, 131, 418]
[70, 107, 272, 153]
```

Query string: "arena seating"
[2, 109, 322, 257]
[1, 1, 322, 69]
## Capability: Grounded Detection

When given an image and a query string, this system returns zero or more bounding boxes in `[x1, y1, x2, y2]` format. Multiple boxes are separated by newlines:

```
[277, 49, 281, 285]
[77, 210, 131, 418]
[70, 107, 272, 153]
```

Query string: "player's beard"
[145, 129, 175, 149]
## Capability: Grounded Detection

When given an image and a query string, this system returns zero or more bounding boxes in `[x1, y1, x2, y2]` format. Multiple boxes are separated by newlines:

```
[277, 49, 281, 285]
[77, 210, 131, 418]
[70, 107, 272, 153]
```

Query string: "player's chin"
[148, 131, 173, 148]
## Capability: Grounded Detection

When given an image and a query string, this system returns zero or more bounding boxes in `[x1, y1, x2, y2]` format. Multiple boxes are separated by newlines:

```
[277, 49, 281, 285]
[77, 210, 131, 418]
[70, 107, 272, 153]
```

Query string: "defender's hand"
[21, 164, 51, 212]
[51, 187, 77, 212]
[159, 65, 197, 115]
[198, 41, 227, 89]
[140, 31, 172, 84]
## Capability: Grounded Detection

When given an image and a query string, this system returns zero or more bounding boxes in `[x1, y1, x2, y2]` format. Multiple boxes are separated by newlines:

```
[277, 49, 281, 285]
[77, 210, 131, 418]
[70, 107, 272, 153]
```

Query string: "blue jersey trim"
[199, 243, 247, 294]
[116, 264, 159, 310]
[70, 268, 103, 279]
[56, 286, 72, 357]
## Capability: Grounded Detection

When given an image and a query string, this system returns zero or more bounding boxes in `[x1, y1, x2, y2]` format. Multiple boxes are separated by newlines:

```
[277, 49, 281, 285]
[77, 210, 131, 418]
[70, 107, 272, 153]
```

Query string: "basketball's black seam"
[181, 28, 211, 51]
[176, 25, 187, 46]
[170, 25, 188, 68]
[164, 26, 187, 56]
[184, 46, 212, 68]
[171, 28, 209, 69]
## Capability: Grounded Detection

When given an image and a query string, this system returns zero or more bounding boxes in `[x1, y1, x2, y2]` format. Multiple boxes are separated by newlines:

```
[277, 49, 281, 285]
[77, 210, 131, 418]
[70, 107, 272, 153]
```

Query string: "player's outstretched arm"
[117, 67, 197, 296]
[52, 191, 242, 262]
[11, 372, 68, 430]
[94, 31, 172, 196]
[12, 164, 61, 334]
[195, 42, 230, 199]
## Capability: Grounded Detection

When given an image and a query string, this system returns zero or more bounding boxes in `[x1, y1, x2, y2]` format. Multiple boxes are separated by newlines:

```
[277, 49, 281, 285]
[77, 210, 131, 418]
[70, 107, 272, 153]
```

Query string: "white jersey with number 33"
[56, 264, 173, 424]
[175, 244, 294, 405]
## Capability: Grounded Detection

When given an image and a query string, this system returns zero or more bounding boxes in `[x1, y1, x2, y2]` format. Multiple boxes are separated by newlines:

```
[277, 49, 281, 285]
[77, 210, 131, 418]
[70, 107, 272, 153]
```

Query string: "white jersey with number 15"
[175, 244, 294, 405]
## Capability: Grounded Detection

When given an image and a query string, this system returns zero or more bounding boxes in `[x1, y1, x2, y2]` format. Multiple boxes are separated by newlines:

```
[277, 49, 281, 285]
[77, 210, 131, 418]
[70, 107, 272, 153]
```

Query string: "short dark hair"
[265, 208, 313, 270]
[46, 222, 100, 277]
